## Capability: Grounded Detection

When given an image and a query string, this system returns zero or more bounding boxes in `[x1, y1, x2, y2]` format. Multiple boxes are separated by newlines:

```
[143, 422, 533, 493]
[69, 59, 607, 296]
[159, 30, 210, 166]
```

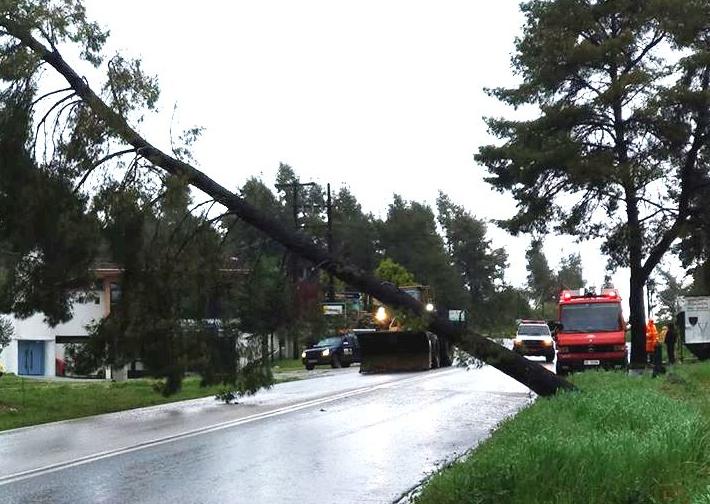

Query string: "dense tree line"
[222, 167, 538, 337]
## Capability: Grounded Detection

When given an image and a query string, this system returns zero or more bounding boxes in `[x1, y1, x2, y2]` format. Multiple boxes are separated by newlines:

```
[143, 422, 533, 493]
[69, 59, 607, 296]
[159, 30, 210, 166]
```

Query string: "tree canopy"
[379, 195, 468, 310]
[0, 82, 99, 326]
[476, 0, 710, 365]
[525, 239, 556, 312]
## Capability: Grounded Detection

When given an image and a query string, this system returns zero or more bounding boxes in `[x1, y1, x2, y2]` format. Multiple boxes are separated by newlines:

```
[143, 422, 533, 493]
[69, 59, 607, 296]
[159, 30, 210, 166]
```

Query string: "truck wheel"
[305, 364, 315, 371]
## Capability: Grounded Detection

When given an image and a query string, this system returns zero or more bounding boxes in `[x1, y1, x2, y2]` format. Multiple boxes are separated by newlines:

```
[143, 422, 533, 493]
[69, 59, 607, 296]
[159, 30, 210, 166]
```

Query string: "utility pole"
[326, 183, 335, 302]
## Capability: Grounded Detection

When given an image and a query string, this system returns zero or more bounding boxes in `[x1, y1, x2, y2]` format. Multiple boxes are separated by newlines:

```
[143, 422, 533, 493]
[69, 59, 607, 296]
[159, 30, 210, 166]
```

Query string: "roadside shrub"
[0, 316, 12, 350]
[416, 371, 710, 504]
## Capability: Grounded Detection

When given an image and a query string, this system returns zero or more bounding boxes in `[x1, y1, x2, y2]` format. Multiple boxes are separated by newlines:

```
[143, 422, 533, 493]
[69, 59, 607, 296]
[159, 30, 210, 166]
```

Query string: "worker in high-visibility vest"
[646, 319, 658, 364]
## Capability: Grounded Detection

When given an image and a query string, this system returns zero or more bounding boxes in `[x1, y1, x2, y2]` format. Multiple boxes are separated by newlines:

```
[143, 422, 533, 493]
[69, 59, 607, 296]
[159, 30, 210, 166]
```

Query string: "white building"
[0, 267, 120, 377]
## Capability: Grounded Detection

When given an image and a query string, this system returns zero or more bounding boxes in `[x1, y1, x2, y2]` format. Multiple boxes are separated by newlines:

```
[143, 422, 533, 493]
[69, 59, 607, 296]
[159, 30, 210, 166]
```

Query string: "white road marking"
[0, 368, 459, 487]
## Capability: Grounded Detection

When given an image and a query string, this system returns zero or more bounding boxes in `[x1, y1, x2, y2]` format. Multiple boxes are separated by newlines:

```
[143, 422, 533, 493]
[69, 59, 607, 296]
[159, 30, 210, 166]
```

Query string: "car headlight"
[321, 348, 330, 357]
[301, 351, 306, 359]
[513, 338, 522, 346]
[542, 340, 553, 347]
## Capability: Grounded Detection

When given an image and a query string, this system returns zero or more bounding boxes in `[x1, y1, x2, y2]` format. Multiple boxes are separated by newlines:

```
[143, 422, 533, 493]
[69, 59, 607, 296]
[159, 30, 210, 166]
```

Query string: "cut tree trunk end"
[429, 319, 575, 396]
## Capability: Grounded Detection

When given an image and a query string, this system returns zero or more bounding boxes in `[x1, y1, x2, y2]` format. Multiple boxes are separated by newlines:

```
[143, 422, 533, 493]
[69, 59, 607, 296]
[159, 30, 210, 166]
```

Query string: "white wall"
[2, 291, 105, 376]
[12, 292, 104, 341]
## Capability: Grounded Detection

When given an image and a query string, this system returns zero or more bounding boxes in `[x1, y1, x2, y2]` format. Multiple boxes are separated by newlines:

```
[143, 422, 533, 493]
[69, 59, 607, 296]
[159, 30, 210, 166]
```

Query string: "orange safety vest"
[646, 320, 658, 352]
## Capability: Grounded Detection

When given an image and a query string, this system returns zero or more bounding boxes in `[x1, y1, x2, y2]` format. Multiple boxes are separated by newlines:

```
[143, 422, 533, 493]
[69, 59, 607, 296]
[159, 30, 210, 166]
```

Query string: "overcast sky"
[81, 0, 644, 311]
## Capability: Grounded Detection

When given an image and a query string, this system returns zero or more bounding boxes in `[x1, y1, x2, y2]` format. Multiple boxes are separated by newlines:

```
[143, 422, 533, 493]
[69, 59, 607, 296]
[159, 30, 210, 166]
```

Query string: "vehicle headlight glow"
[542, 340, 553, 347]
[513, 338, 522, 346]
[321, 348, 330, 357]
[301, 351, 306, 359]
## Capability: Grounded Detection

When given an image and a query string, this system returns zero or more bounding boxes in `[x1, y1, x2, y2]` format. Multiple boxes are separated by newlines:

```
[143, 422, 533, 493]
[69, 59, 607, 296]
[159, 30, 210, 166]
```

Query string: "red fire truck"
[554, 288, 628, 375]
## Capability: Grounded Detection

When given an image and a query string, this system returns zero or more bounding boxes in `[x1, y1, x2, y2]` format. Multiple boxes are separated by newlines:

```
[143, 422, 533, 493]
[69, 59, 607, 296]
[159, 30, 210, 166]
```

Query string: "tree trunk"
[624, 187, 647, 368]
[292, 328, 299, 360]
[261, 333, 269, 364]
[628, 272, 647, 368]
[5, 23, 575, 396]
[430, 320, 574, 395]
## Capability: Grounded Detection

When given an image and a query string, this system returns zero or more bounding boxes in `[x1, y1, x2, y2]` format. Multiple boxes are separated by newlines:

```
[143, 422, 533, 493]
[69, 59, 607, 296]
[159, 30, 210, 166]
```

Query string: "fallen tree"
[0, 7, 573, 396]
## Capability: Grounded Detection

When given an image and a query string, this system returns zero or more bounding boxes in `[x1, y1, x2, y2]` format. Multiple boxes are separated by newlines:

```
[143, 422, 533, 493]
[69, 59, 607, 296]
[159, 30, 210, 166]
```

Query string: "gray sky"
[81, 0, 643, 311]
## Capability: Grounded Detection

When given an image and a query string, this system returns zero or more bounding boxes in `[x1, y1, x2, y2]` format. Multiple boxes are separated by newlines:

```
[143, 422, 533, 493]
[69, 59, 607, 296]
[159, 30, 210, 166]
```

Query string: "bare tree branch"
[30, 87, 72, 108]
[173, 211, 232, 259]
[73, 148, 137, 193]
[638, 207, 674, 224]
[167, 198, 218, 244]
[623, 32, 664, 74]
[642, 67, 710, 278]
[31, 93, 77, 155]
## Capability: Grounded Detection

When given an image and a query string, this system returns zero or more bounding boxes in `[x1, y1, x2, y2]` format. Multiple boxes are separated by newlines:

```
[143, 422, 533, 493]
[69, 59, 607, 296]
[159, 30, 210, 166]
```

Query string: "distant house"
[0, 262, 305, 378]
[0, 265, 121, 378]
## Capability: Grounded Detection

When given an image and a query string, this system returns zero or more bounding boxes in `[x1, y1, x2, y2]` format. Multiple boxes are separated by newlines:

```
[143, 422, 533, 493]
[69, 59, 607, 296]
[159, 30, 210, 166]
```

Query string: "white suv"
[513, 321, 555, 362]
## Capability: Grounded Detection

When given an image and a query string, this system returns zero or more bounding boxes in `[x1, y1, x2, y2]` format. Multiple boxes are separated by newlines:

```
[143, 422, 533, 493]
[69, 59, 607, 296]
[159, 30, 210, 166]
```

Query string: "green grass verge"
[416, 362, 710, 504]
[0, 372, 298, 432]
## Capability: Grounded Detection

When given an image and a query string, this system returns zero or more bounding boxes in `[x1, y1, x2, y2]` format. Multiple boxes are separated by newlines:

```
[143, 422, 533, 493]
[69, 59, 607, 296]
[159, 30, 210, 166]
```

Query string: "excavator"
[356, 285, 454, 373]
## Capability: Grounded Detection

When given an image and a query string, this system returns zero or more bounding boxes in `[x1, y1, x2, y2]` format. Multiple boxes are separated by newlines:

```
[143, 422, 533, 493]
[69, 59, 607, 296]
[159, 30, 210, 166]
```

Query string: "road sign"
[322, 303, 346, 316]
[335, 291, 362, 301]
[449, 310, 466, 322]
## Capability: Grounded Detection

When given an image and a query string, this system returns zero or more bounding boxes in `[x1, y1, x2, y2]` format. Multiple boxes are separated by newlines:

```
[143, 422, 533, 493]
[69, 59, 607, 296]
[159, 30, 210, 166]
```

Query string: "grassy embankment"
[416, 362, 710, 504]
[0, 364, 301, 432]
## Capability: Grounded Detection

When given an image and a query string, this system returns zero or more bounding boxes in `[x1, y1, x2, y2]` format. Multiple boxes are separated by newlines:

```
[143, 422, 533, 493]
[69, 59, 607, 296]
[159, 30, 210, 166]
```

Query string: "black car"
[301, 334, 361, 370]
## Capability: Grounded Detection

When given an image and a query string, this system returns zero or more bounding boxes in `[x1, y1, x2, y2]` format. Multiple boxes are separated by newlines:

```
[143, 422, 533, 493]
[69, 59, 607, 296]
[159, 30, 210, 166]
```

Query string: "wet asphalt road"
[0, 363, 541, 504]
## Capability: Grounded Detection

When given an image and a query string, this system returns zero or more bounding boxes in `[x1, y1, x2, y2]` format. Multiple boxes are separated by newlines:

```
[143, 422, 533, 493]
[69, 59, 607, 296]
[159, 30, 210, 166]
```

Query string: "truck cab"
[554, 288, 628, 375]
